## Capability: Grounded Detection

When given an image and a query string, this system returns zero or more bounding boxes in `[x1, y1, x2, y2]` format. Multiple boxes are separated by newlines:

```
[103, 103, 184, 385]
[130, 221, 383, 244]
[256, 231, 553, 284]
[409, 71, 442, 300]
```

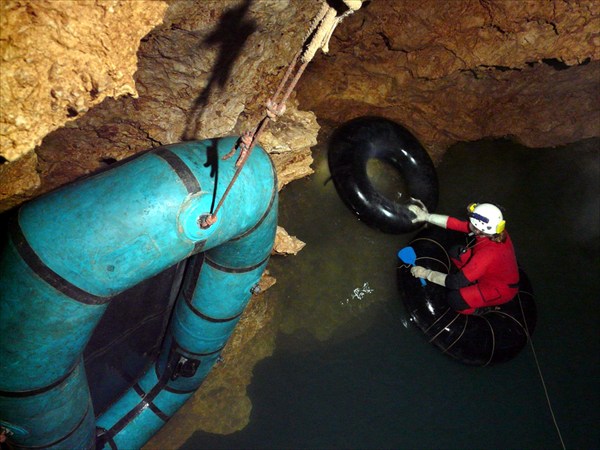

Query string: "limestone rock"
[297, 0, 600, 155]
[0, 0, 322, 212]
[244, 99, 319, 190]
[0, 0, 168, 162]
[273, 225, 306, 255]
[0, 151, 39, 210]
[270, 146, 315, 191]
[259, 100, 320, 155]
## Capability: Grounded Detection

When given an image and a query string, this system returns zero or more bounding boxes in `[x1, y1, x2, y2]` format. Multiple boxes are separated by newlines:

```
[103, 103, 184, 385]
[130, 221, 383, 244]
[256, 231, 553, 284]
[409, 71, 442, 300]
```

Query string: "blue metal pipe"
[0, 137, 278, 449]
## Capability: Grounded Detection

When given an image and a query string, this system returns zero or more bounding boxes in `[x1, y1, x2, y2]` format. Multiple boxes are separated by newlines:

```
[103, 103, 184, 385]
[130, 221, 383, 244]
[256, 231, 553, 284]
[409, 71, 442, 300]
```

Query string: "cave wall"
[1, 0, 598, 210]
[0, 0, 321, 212]
[0, 0, 169, 163]
[297, 0, 600, 160]
[0, 0, 168, 209]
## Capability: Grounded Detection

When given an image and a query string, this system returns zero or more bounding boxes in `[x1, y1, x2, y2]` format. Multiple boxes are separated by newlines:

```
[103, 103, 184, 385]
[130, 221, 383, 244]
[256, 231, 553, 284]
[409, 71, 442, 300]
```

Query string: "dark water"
[181, 128, 599, 450]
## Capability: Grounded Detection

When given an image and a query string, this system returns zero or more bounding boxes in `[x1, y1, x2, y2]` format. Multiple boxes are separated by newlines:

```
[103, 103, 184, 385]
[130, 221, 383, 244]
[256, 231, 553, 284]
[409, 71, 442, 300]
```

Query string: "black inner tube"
[328, 116, 439, 234]
[397, 226, 537, 366]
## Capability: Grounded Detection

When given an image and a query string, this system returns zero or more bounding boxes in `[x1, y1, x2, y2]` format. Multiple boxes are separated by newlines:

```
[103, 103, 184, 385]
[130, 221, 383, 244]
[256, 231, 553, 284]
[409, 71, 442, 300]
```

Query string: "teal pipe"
[0, 137, 278, 449]
[96, 204, 277, 448]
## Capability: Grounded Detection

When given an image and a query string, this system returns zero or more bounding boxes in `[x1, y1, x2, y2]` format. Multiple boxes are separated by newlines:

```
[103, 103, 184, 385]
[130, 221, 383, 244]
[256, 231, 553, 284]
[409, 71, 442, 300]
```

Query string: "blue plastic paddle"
[398, 246, 426, 286]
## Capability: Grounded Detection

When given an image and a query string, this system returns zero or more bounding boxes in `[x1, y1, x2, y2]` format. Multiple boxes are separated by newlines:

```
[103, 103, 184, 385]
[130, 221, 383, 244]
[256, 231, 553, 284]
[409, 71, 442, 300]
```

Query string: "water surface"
[181, 128, 599, 449]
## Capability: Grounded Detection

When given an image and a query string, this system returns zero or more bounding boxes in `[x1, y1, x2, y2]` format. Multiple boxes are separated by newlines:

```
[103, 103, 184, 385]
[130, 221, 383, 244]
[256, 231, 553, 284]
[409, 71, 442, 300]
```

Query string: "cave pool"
[178, 125, 599, 450]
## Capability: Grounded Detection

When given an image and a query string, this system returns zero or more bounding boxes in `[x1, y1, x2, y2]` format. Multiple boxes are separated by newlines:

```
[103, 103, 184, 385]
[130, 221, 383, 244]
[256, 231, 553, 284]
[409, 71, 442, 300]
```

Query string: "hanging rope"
[200, 0, 363, 229]
[519, 299, 567, 450]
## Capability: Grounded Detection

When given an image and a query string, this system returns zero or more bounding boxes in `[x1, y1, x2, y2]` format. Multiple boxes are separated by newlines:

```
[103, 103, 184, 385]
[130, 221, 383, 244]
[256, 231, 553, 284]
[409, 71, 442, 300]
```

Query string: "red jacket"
[446, 217, 520, 309]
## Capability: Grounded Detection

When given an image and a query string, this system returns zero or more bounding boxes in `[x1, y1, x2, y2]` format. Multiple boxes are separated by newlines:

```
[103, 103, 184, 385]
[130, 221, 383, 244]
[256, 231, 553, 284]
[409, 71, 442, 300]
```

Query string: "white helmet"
[468, 203, 505, 235]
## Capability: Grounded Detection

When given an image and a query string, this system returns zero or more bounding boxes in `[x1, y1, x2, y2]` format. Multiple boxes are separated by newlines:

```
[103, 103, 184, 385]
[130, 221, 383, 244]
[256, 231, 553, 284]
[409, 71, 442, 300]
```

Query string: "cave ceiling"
[1, 0, 599, 212]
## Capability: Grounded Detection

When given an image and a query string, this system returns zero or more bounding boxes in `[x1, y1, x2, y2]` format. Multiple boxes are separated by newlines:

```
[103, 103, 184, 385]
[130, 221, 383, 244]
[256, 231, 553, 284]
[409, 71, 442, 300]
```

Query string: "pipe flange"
[178, 193, 220, 241]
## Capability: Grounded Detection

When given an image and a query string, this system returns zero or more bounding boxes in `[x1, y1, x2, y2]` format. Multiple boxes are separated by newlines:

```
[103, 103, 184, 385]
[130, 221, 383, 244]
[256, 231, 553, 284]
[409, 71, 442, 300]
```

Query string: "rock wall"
[0, 0, 320, 212]
[0, 0, 169, 210]
[297, 0, 600, 161]
[3, 0, 598, 210]
[0, 0, 169, 162]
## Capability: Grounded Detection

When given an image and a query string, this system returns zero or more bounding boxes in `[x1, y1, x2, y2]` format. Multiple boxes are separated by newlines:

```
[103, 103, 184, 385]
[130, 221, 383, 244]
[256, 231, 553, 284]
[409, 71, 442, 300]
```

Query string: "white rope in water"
[404, 235, 565, 445]
[441, 316, 468, 353]
[411, 237, 451, 271]
[519, 298, 567, 450]
[479, 314, 495, 367]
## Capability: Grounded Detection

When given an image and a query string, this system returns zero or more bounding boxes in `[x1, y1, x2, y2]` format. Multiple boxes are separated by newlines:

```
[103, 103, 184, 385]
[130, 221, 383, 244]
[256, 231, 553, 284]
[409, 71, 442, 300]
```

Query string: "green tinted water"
[181, 127, 599, 449]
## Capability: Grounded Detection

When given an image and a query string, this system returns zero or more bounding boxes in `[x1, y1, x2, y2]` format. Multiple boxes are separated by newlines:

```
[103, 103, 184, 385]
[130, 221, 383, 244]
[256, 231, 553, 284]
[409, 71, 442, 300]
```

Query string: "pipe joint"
[178, 193, 220, 241]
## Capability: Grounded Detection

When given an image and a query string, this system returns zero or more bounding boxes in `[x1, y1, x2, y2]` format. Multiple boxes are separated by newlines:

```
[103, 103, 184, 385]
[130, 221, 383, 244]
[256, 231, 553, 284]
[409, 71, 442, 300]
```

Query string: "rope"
[405, 234, 565, 446]
[411, 237, 451, 271]
[441, 315, 468, 354]
[427, 311, 461, 343]
[519, 298, 567, 449]
[200, 0, 362, 228]
[424, 307, 453, 334]
[479, 314, 496, 367]
[301, 6, 338, 62]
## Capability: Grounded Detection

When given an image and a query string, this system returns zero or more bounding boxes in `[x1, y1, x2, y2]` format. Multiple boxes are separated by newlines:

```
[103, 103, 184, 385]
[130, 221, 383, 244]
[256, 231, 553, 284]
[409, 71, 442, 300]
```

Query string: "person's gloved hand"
[410, 265, 430, 279]
[408, 198, 449, 229]
[408, 204, 430, 224]
[411, 266, 447, 287]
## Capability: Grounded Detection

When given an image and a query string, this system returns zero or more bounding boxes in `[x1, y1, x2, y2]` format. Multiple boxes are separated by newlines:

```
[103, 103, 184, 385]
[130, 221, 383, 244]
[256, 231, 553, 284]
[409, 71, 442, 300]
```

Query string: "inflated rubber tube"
[0, 137, 277, 449]
[397, 227, 537, 366]
[328, 116, 438, 233]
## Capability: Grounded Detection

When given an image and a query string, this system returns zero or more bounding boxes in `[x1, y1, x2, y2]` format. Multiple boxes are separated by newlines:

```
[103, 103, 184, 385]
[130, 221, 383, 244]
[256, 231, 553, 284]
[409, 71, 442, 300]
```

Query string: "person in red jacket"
[408, 202, 520, 315]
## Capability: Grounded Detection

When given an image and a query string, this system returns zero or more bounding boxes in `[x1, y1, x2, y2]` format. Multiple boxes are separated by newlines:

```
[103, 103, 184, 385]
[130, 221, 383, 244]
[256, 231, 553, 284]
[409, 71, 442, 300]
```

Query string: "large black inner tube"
[328, 116, 438, 233]
[397, 226, 537, 366]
